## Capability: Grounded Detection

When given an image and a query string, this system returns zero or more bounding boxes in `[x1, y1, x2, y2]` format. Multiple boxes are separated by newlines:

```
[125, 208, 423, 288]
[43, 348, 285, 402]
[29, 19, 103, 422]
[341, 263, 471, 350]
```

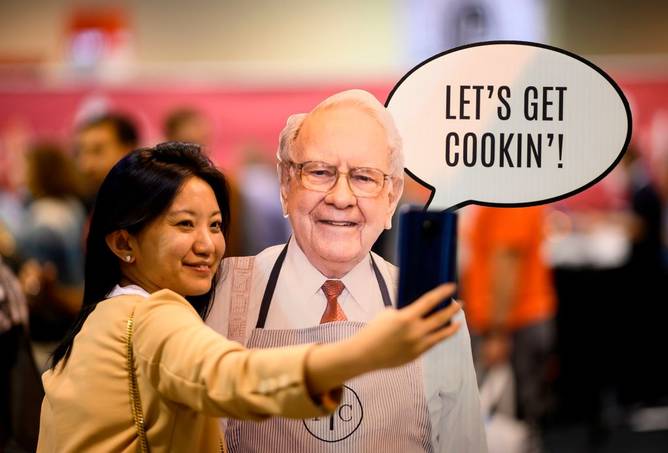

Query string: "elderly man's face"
[282, 106, 401, 277]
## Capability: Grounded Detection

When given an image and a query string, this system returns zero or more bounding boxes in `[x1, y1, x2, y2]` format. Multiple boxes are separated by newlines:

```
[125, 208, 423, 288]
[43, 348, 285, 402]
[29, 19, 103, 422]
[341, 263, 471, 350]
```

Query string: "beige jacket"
[37, 289, 335, 452]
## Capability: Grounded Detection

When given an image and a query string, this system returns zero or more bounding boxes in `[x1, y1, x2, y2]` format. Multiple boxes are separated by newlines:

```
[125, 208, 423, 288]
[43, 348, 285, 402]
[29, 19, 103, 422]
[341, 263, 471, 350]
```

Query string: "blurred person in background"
[208, 90, 486, 453]
[658, 148, 668, 268]
[1, 256, 43, 452]
[164, 107, 212, 146]
[546, 161, 636, 447]
[620, 146, 668, 410]
[75, 113, 139, 211]
[17, 143, 86, 369]
[162, 106, 246, 257]
[461, 205, 556, 452]
[236, 147, 291, 254]
[0, 118, 32, 267]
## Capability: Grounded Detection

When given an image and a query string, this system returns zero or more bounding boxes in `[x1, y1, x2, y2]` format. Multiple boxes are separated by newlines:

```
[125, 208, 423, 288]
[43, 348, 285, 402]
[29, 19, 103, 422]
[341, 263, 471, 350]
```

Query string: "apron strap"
[256, 244, 392, 330]
[370, 254, 392, 308]
[226, 256, 255, 344]
[256, 242, 290, 329]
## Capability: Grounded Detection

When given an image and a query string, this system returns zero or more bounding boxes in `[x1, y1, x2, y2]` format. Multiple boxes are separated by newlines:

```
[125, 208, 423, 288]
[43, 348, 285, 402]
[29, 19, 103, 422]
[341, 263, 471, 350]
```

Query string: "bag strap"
[127, 307, 226, 453]
[126, 309, 149, 453]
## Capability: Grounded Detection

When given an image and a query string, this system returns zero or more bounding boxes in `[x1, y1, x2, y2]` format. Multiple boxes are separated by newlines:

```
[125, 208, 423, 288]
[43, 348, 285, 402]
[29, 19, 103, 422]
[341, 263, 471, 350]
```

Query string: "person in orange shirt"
[462, 206, 556, 434]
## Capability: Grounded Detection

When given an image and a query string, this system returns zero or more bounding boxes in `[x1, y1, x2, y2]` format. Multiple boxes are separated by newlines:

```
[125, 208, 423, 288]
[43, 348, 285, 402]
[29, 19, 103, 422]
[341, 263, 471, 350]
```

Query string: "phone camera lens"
[422, 219, 432, 230]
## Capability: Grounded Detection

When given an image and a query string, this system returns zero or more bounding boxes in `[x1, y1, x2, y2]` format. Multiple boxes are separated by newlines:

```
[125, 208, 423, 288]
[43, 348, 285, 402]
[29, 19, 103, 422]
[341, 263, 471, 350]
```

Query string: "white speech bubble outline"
[386, 40, 633, 211]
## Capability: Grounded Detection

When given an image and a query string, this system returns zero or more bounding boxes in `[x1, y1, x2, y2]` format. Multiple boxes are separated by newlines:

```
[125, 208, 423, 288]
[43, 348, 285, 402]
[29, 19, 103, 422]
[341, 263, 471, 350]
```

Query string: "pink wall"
[0, 83, 392, 171]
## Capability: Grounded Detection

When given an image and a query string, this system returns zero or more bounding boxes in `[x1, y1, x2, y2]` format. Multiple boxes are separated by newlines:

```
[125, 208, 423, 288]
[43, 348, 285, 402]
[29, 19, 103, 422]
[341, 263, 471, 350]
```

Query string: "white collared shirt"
[208, 237, 397, 340]
[106, 284, 151, 299]
[264, 236, 388, 329]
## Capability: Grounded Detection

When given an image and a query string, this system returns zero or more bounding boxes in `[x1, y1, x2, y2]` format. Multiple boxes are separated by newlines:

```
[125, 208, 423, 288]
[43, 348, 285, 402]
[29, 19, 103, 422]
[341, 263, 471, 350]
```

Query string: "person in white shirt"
[208, 89, 487, 452]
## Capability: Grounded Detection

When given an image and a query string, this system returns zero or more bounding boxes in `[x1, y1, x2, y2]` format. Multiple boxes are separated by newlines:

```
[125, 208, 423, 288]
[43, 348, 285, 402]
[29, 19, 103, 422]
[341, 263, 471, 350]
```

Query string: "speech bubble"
[386, 41, 632, 211]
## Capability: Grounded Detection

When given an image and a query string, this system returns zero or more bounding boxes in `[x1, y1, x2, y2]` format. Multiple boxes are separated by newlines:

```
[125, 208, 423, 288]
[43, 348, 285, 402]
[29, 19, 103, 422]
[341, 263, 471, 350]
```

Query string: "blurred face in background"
[281, 105, 402, 278]
[169, 116, 211, 147]
[25, 143, 83, 200]
[76, 123, 132, 195]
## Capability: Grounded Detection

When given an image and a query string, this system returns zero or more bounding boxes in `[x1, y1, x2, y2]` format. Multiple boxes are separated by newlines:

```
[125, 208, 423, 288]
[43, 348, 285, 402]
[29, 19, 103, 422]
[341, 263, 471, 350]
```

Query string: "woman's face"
[126, 176, 226, 296]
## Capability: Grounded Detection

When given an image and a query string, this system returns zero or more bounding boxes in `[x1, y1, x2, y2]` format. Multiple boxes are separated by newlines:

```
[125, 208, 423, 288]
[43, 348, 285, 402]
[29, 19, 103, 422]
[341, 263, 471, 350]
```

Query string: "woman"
[37, 142, 461, 452]
[20, 142, 85, 285]
[18, 143, 86, 369]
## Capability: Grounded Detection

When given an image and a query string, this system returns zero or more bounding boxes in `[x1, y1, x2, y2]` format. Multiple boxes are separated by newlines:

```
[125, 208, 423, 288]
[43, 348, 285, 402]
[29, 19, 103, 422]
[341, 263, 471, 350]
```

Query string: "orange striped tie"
[320, 280, 347, 323]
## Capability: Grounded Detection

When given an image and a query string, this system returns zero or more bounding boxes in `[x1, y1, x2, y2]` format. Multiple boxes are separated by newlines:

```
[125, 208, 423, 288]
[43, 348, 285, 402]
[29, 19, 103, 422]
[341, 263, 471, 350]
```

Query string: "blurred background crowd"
[1, 1, 667, 452]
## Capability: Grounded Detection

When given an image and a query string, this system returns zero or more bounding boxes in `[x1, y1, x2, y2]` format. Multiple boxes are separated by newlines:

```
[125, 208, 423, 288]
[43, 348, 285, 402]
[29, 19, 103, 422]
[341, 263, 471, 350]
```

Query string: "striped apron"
[225, 243, 433, 452]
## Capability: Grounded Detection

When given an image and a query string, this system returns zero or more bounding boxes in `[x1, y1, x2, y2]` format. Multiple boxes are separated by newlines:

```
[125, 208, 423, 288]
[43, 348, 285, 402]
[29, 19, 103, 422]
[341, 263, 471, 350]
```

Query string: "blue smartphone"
[397, 207, 458, 313]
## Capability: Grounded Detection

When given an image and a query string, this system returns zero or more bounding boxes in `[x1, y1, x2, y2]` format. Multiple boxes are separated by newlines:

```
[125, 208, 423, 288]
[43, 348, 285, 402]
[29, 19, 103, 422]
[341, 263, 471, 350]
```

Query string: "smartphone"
[397, 207, 458, 313]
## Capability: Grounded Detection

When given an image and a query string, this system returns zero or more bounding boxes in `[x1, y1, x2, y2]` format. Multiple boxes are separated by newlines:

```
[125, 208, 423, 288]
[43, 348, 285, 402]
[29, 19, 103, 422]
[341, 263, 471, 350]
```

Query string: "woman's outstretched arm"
[304, 283, 460, 395]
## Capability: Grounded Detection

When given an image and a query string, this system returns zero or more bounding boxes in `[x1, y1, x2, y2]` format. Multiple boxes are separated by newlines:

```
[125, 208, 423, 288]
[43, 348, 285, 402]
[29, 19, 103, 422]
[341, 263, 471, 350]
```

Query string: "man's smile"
[317, 219, 359, 227]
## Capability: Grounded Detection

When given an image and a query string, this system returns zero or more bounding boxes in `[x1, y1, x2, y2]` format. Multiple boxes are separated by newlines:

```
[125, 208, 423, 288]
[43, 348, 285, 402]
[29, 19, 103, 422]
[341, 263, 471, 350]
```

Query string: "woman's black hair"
[50, 142, 230, 368]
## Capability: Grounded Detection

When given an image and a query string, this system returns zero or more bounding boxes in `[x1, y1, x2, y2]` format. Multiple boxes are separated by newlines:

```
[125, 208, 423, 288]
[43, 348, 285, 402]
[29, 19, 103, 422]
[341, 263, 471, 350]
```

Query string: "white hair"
[276, 89, 404, 184]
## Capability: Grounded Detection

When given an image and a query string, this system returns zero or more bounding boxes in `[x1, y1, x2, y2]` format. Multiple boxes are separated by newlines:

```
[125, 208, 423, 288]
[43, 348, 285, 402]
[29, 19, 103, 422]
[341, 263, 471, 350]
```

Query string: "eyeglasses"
[285, 160, 391, 198]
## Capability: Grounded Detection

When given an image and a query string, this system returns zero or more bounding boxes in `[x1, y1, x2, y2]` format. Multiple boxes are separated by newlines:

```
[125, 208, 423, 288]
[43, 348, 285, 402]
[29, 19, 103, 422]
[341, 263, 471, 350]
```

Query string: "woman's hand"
[351, 283, 461, 372]
[304, 284, 461, 396]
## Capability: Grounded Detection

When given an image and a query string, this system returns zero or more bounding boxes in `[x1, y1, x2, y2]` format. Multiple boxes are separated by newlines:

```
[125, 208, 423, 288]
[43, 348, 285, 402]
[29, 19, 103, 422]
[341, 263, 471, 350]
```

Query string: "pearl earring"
[125, 255, 132, 262]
